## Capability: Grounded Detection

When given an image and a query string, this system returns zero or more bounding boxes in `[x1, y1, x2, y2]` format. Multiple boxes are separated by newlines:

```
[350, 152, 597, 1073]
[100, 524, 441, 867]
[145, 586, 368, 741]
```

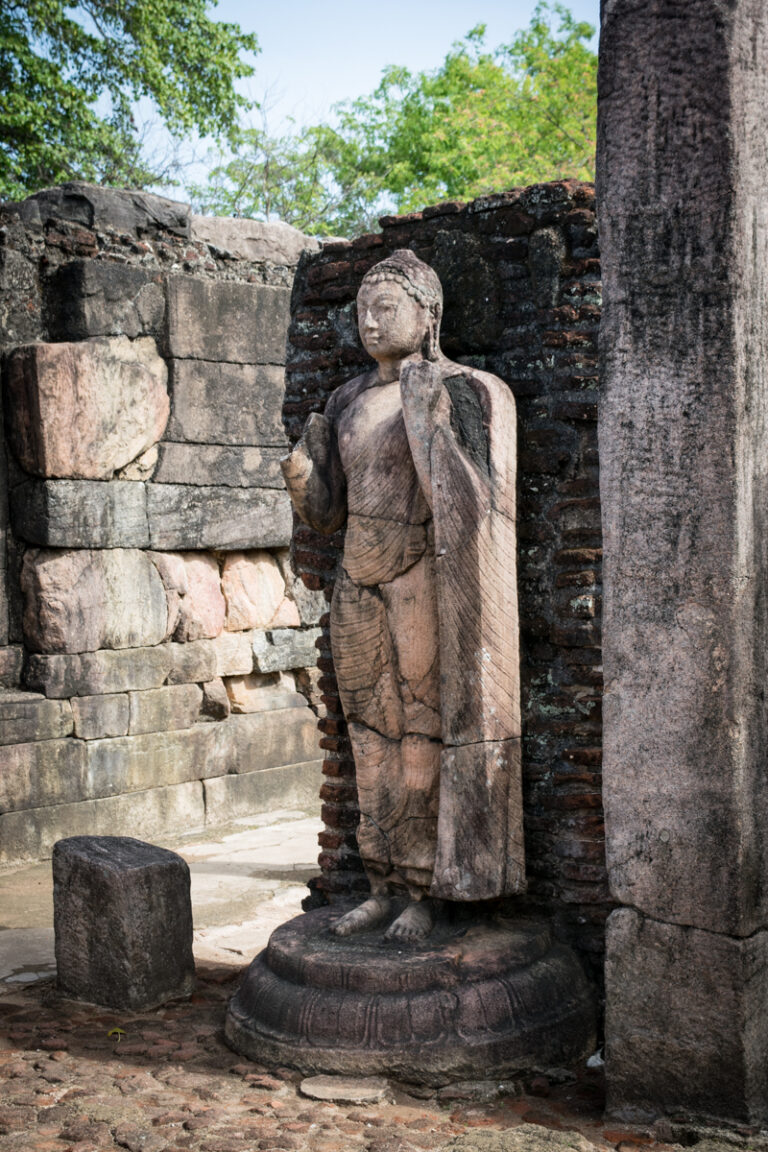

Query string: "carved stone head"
[358, 250, 443, 363]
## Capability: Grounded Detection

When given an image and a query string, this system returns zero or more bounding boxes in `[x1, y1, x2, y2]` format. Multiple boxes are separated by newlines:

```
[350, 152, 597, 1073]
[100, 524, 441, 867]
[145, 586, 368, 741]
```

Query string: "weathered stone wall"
[283, 180, 608, 984]
[0, 183, 325, 864]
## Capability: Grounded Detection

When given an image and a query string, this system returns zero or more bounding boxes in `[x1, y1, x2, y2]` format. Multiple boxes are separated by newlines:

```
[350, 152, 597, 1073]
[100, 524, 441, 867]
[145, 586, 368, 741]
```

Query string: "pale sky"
[148, 1, 601, 200]
[214, 0, 601, 129]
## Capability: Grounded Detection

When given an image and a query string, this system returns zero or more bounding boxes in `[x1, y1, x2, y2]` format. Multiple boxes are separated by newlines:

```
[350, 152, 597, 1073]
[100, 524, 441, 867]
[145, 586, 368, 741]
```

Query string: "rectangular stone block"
[0, 646, 23, 687]
[84, 726, 213, 800]
[146, 485, 292, 551]
[17, 184, 191, 238]
[53, 836, 194, 1010]
[71, 694, 129, 740]
[606, 909, 768, 1125]
[0, 780, 205, 866]
[45, 261, 166, 340]
[165, 359, 287, 446]
[0, 690, 73, 745]
[252, 627, 321, 674]
[190, 214, 318, 265]
[5, 337, 169, 480]
[210, 632, 254, 677]
[128, 684, 203, 735]
[167, 276, 291, 363]
[153, 443, 285, 488]
[0, 737, 86, 813]
[208, 706, 321, 776]
[225, 672, 305, 714]
[166, 639, 217, 685]
[22, 548, 168, 654]
[203, 759, 323, 825]
[11, 480, 149, 548]
[25, 646, 171, 698]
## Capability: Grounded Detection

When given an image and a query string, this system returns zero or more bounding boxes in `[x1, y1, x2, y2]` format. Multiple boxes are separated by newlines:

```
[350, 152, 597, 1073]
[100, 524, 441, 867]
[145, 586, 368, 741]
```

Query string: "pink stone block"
[5, 337, 169, 480]
[222, 551, 295, 631]
[149, 552, 224, 642]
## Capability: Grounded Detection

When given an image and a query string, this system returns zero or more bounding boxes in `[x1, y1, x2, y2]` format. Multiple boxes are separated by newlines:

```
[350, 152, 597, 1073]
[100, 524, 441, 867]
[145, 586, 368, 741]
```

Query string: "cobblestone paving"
[0, 965, 683, 1152]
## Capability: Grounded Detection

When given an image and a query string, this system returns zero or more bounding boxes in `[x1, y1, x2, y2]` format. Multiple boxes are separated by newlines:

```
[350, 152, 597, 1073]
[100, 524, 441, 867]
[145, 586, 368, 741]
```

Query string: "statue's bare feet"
[384, 899, 435, 942]
[331, 896, 391, 937]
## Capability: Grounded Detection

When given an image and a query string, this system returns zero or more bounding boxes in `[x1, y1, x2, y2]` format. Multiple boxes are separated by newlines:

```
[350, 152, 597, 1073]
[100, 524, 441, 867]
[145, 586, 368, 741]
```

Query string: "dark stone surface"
[226, 907, 596, 1083]
[606, 909, 768, 1125]
[146, 484, 292, 550]
[11, 183, 191, 237]
[598, 0, 768, 938]
[165, 359, 288, 446]
[45, 261, 165, 340]
[11, 479, 149, 548]
[597, 0, 768, 1125]
[53, 835, 194, 1010]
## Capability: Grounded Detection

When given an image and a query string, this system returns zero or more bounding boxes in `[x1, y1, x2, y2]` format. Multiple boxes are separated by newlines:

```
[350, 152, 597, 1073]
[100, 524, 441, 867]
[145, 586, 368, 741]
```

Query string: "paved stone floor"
[0, 813, 746, 1152]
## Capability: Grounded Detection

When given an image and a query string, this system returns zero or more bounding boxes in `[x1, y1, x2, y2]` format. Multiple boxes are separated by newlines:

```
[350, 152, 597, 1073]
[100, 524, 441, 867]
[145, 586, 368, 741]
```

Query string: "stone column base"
[225, 905, 596, 1085]
[606, 909, 768, 1125]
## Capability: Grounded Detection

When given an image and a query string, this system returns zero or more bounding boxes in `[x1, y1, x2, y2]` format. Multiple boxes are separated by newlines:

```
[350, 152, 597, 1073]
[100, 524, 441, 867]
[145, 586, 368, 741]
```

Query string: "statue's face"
[357, 281, 428, 362]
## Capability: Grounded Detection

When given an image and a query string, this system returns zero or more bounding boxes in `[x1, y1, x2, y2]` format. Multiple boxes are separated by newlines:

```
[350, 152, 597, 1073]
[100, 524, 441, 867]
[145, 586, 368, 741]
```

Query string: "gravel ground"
[0, 962, 679, 1152]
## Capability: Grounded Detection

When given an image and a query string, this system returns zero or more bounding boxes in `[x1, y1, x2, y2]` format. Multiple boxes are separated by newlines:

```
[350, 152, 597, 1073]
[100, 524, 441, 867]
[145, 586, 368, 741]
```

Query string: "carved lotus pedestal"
[225, 905, 596, 1084]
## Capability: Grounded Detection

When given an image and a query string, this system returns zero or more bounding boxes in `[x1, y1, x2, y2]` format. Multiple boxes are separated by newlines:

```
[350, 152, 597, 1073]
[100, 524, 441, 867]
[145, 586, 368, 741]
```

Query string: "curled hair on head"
[359, 249, 443, 361]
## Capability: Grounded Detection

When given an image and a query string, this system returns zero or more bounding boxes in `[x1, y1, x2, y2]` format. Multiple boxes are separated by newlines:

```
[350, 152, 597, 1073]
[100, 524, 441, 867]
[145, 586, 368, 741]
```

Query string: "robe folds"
[282, 357, 524, 901]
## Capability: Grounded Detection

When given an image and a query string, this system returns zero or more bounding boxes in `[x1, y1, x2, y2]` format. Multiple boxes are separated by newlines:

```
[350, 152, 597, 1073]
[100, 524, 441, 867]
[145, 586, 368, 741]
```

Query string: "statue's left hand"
[400, 360, 447, 417]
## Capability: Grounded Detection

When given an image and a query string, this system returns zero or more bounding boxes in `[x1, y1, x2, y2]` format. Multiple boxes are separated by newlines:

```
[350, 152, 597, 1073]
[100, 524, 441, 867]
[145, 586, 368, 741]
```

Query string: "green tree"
[193, 2, 596, 237]
[0, 1, 259, 200]
[331, 3, 597, 217]
[190, 117, 380, 238]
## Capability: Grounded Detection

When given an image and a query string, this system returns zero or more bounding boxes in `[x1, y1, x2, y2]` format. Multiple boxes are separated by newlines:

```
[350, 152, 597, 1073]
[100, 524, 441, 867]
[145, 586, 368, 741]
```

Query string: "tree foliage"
[194, 2, 596, 237]
[0, 1, 258, 199]
[190, 118, 380, 238]
[331, 3, 597, 217]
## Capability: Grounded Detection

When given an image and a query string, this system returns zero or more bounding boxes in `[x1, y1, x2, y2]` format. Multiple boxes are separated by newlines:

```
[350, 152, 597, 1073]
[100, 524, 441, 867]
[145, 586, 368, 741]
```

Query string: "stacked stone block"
[284, 181, 607, 983]
[0, 183, 325, 864]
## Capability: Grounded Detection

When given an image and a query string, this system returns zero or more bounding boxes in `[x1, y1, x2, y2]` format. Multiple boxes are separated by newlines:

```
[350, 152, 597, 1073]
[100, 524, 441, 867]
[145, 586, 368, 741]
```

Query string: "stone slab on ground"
[167, 276, 291, 363]
[300, 1075, 388, 1104]
[444, 1126, 597, 1152]
[0, 976, 621, 1152]
[53, 836, 194, 1010]
[0, 812, 322, 982]
[146, 484, 292, 550]
[11, 478, 150, 549]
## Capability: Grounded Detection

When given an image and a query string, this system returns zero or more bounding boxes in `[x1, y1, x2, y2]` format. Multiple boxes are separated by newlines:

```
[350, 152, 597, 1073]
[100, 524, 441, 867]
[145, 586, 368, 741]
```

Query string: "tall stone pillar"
[597, 0, 768, 1125]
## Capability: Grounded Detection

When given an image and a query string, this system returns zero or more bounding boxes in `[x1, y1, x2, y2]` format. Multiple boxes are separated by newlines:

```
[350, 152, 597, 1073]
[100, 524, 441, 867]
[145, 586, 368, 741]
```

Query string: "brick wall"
[0, 183, 325, 864]
[283, 180, 609, 985]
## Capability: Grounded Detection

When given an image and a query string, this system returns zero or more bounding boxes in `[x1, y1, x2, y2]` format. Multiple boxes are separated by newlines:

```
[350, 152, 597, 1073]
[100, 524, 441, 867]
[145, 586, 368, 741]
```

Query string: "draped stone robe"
[283, 358, 524, 901]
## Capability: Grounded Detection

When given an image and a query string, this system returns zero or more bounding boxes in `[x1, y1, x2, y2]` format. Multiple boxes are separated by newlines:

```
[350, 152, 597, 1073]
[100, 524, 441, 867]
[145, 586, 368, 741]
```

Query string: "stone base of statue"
[225, 904, 596, 1084]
